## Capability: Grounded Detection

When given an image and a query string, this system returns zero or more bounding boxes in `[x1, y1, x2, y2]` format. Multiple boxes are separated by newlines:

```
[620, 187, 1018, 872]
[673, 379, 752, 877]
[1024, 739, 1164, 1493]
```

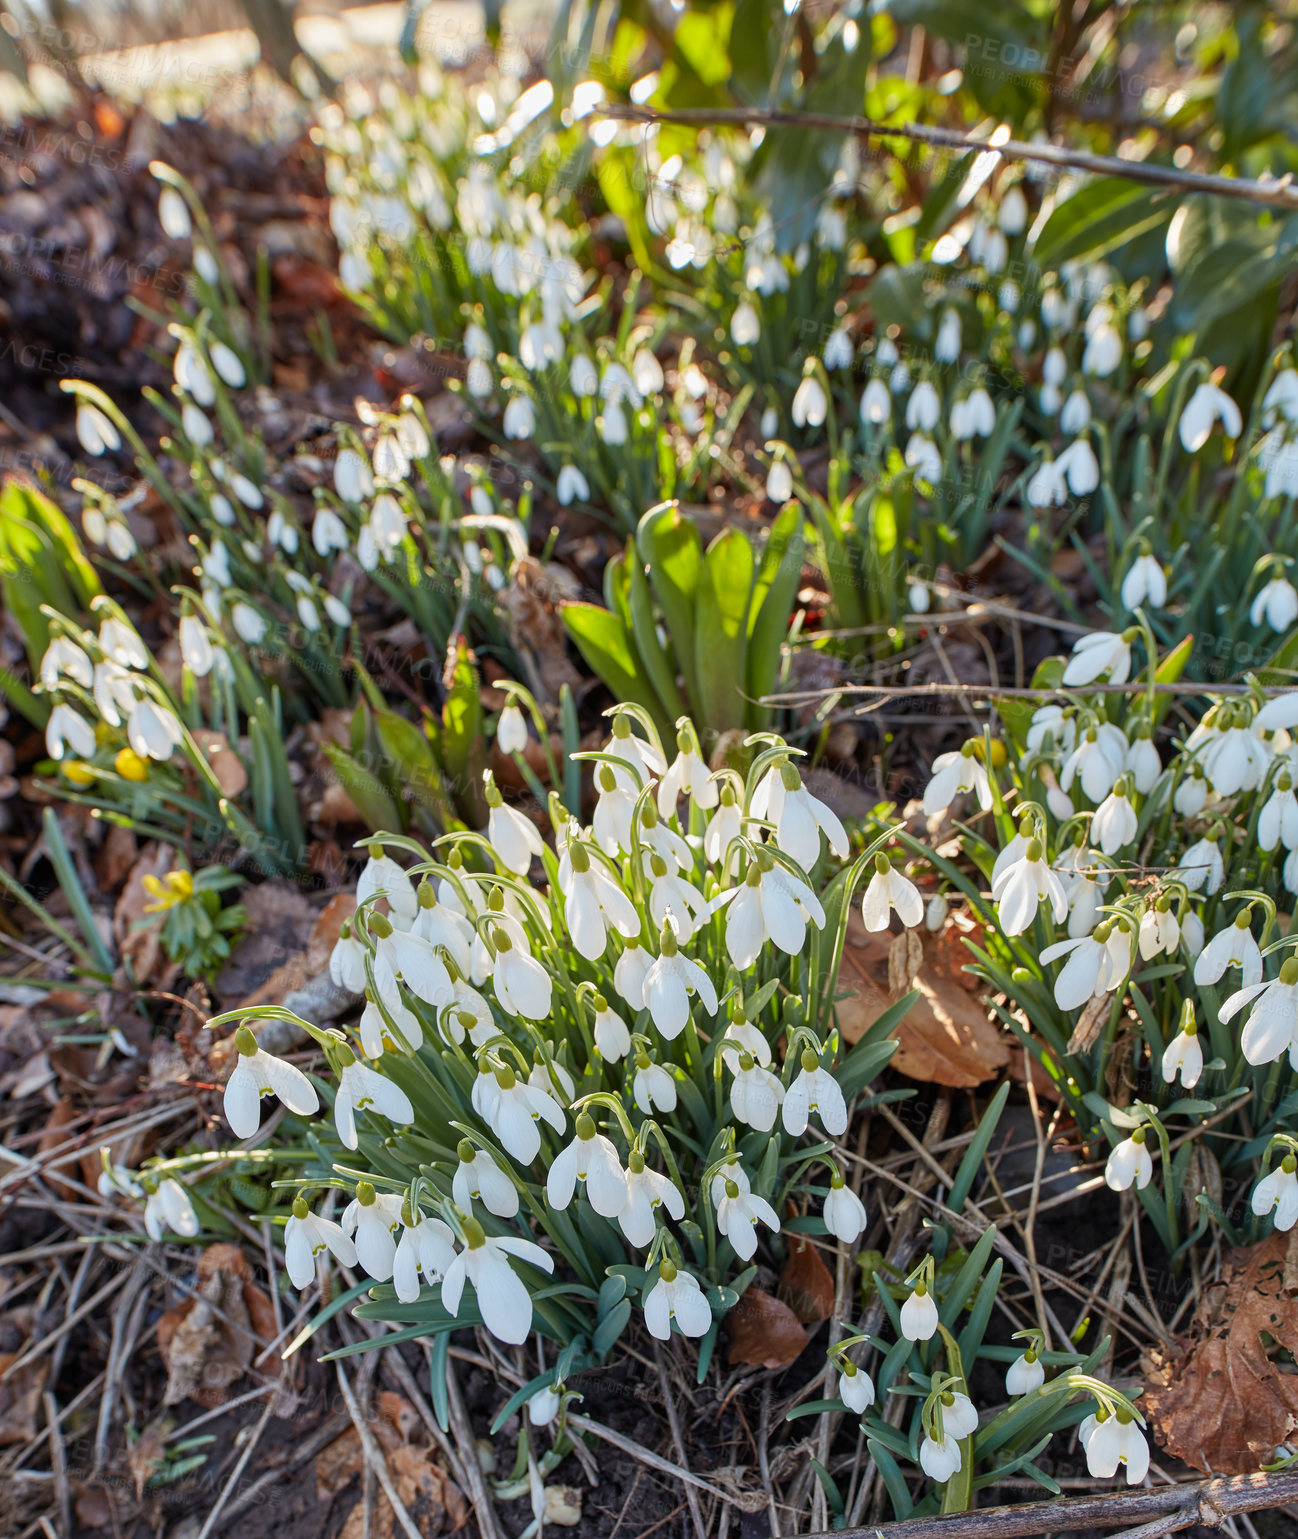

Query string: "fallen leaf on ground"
[322, 1399, 469, 1536]
[156, 1244, 275, 1407]
[193, 729, 249, 798]
[727, 1288, 807, 1369]
[1143, 1230, 1298, 1474]
[838, 915, 1009, 1088]
[779, 1236, 836, 1324]
[214, 881, 317, 1004]
[127, 1427, 165, 1499]
[35, 1094, 79, 1201]
[115, 844, 175, 984]
[0, 1350, 46, 1445]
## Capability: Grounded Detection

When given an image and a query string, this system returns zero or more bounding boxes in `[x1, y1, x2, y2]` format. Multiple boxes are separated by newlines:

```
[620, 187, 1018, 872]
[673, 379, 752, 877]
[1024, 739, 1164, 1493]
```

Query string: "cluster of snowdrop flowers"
[38, 608, 188, 777]
[923, 629, 1298, 1243]
[827, 1250, 1147, 1494]
[211, 703, 913, 1354]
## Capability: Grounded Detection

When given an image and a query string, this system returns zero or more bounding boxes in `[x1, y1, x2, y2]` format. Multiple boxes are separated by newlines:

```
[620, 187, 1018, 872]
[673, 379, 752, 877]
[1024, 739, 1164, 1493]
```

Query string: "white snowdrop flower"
[631, 1053, 678, 1116]
[731, 302, 761, 346]
[1138, 902, 1180, 960]
[716, 1180, 780, 1261]
[750, 761, 848, 869]
[919, 1430, 962, 1483]
[1040, 920, 1131, 1010]
[358, 991, 422, 1058]
[45, 704, 95, 762]
[334, 1049, 414, 1149]
[284, 1197, 355, 1287]
[193, 245, 219, 283]
[1105, 1128, 1153, 1191]
[860, 377, 891, 426]
[900, 1284, 939, 1341]
[489, 928, 553, 1020]
[1057, 437, 1099, 495]
[615, 1157, 680, 1243]
[441, 1222, 554, 1345]
[593, 996, 631, 1061]
[92, 661, 135, 727]
[174, 341, 214, 405]
[993, 837, 1070, 934]
[372, 432, 411, 482]
[922, 743, 992, 818]
[1260, 774, 1298, 851]
[598, 399, 628, 445]
[556, 464, 589, 505]
[453, 1142, 520, 1218]
[1061, 725, 1128, 803]
[642, 926, 718, 1039]
[1172, 836, 1224, 895]
[824, 327, 853, 370]
[657, 734, 718, 818]
[1195, 911, 1262, 986]
[100, 616, 149, 670]
[940, 1392, 979, 1439]
[890, 360, 911, 393]
[861, 855, 923, 931]
[721, 859, 827, 969]
[792, 375, 827, 428]
[1161, 1019, 1203, 1089]
[1081, 1413, 1149, 1484]
[1092, 787, 1138, 855]
[601, 362, 643, 409]
[157, 185, 191, 239]
[323, 594, 351, 627]
[562, 845, 640, 959]
[1063, 629, 1133, 688]
[329, 923, 366, 993]
[547, 1113, 628, 1217]
[725, 1051, 784, 1131]
[209, 342, 245, 389]
[1179, 381, 1242, 453]
[1252, 576, 1298, 633]
[40, 637, 93, 690]
[485, 1065, 566, 1163]
[644, 1260, 712, 1340]
[334, 447, 374, 503]
[1220, 959, 1298, 1067]
[230, 602, 266, 646]
[1126, 729, 1161, 794]
[1252, 1155, 1298, 1231]
[569, 354, 598, 397]
[905, 433, 942, 483]
[960, 388, 995, 439]
[222, 1025, 318, 1137]
[632, 348, 665, 396]
[497, 701, 528, 755]
[1060, 389, 1092, 435]
[268, 511, 299, 555]
[981, 227, 1008, 274]
[358, 849, 417, 920]
[998, 184, 1027, 233]
[1042, 347, 1068, 388]
[393, 1210, 457, 1303]
[605, 712, 667, 786]
[1264, 368, 1298, 427]
[76, 401, 120, 456]
[934, 309, 961, 363]
[614, 938, 652, 1010]
[783, 1050, 847, 1136]
[766, 458, 793, 503]
[341, 1185, 404, 1281]
[230, 473, 263, 509]
[908, 579, 931, 613]
[526, 1386, 561, 1427]
[210, 494, 236, 527]
[1006, 1352, 1045, 1396]
[1200, 716, 1269, 796]
[647, 858, 707, 943]
[144, 1179, 199, 1242]
[906, 380, 941, 432]
[128, 699, 184, 762]
[760, 405, 780, 439]
[486, 789, 545, 874]
[1082, 323, 1122, 377]
[837, 1362, 874, 1413]
[925, 893, 949, 931]
[465, 357, 493, 398]
[824, 1173, 867, 1242]
[1027, 457, 1067, 509]
[1121, 553, 1166, 612]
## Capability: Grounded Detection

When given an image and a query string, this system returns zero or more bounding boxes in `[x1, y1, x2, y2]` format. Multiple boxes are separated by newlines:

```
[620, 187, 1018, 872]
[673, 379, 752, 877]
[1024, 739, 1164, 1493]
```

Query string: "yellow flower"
[115, 748, 148, 782]
[142, 869, 194, 912]
[62, 761, 97, 787]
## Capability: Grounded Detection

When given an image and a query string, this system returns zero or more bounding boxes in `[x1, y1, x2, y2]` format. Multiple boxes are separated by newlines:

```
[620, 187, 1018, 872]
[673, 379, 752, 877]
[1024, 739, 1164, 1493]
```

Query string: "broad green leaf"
[746, 505, 803, 729]
[323, 742, 404, 833]
[1032, 178, 1173, 270]
[562, 602, 668, 736]
[626, 545, 687, 724]
[694, 527, 754, 737]
[639, 504, 703, 717]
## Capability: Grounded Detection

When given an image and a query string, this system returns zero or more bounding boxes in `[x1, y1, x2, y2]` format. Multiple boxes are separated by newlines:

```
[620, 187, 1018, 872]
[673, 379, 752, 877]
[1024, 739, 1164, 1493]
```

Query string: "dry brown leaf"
[779, 1236, 836, 1324]
[214, 881, 317, 1004]
[114, 843, 175, 984]
[193, 729, 248, 798]
[838, 915, 1009, 1088]
[0, 1351, 46, 1446]
[324, 1407, 469, 1536]
[726, 1288, 807, 1369]
[93, 823, 138, 892]
[888, 930, 924, 997]
[35, 1095, 78, 1201]
[156, 1244, 274, 1407]
[1067, 992, 1111, 1054]
[315, 1428, 364, 1501]
[1144, 1231, 1298, 1474]
[127, 1427, 165, 1499]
